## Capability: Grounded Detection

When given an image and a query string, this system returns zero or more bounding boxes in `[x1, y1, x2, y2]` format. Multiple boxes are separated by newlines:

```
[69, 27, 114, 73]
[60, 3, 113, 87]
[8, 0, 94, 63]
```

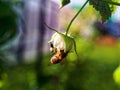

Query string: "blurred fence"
[7, 0, 59, 64]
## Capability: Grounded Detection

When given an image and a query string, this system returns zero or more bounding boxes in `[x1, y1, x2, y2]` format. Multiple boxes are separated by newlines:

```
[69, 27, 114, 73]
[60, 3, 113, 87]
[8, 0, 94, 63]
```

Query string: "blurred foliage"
[0, 0, 17, 46]
[1, 41, 120, 90]
[1, 32, 120, 90]
[0, 0, 17, 88]
[109, 0, 119, 13]
[113, 65, 120, 85]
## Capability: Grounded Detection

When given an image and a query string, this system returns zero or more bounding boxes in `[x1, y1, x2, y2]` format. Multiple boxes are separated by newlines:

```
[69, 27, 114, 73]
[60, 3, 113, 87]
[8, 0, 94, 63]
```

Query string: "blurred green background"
[0, 0, 120, 90]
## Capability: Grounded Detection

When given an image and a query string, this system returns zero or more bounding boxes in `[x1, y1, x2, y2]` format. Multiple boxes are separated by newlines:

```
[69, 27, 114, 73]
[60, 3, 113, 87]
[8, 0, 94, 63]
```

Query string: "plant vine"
[65, 0, 89, 35]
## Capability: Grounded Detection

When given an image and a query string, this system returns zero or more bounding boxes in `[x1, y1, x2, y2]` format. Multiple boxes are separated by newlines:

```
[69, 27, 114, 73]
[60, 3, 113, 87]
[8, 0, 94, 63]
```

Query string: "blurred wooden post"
[35, 0, 59, 89]
[35, 0, 47, 89]
[16, 0, 59, 88]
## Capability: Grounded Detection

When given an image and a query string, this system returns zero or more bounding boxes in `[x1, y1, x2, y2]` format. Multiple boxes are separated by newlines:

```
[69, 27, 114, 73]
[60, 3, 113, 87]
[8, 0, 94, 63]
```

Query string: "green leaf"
[60, 0, 70, 8]
[107, 0, 119, 12]
[102, 0, 120, 13]
[102, 0, 120, 6]
[89, 0, 112, 22]
[113, 65, 120, 85]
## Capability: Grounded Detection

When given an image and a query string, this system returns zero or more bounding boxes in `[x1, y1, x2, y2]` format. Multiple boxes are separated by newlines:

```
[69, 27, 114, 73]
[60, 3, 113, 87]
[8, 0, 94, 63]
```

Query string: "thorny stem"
[65, 0, 89, 35]
[102, 0, 120, 6]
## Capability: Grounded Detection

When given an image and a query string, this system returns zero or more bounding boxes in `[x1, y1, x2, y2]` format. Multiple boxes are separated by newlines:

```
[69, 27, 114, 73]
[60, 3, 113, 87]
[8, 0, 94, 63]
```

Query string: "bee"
[50, 49, 69, 64]
[48, 42, 69, 64]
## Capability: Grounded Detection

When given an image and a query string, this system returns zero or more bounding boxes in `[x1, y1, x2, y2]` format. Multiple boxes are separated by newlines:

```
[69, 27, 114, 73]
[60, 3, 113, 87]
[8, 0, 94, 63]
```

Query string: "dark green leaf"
[60, 0, 70, 8]
[89, 0, 112, 22]
[102, 0, 120, 6]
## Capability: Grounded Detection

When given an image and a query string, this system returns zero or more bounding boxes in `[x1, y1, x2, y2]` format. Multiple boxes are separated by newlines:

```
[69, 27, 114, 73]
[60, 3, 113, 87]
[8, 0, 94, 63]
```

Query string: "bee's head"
[50, 56, 61, 64]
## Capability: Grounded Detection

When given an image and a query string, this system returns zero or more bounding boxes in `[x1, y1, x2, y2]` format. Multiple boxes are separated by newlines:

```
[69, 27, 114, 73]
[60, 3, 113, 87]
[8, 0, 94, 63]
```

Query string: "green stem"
[102, 0, 120, 6]
[65, 0, 89, 35]
[44, 22, 62, 34]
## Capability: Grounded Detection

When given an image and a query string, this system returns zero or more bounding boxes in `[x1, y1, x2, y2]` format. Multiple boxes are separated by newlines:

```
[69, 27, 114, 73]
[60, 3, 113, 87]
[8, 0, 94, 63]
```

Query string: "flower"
[48, 32, 77, 64]
[48, 32, 73, 53]
[45, 23, 77, 64]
